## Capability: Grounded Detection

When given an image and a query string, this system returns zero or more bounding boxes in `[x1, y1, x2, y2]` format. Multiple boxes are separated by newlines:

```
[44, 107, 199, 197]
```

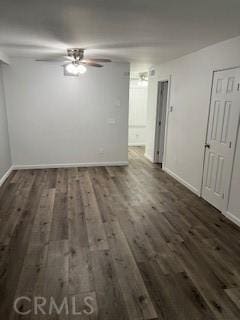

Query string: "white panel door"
[203, 68, 240, 211]
[158, 81, 168, 163]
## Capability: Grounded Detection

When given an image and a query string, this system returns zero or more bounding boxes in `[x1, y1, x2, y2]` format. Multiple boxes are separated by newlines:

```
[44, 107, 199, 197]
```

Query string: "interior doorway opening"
[128, 71, 148, 150]
[154, 80, 169, 165]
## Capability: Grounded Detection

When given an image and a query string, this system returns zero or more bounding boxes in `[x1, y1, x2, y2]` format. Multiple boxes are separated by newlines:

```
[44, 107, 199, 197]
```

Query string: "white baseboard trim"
[0, 166, 13, 187]
[223, 211, 240, 227]
[128, 143, 146, 147]
[164, 167, 201, 196]
[12, 161, 128, 170]
[144, 153, 154, 163]
[163, 167, 240, 228]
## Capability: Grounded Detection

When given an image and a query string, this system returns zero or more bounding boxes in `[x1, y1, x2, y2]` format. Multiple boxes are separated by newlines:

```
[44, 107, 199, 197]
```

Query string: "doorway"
[154, 81, 169, 164]
[202, 67, 240, 211]
[128, 72, 148, 149]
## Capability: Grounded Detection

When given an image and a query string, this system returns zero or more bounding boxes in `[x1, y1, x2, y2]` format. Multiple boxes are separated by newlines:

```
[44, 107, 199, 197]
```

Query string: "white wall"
[146, 35, 240, 224]
[0, 65, 11, 184]
[128, 79, 148, 146]
[3, 59, 129, 167]
[228, 126, 240, 222]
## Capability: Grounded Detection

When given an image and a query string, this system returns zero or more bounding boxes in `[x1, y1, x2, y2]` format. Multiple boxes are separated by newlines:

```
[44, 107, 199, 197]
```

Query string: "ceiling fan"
[36, 48, 112, 74]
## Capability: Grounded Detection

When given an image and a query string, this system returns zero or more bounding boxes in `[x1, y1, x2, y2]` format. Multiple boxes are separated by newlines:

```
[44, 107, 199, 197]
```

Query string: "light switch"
[108, 118, 116, 124]
[115, 99, 121, 107]
[99, 148, 104, 155]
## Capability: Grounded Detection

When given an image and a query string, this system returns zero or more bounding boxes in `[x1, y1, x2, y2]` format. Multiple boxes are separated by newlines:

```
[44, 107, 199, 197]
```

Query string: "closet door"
[202, 68, 240, 211]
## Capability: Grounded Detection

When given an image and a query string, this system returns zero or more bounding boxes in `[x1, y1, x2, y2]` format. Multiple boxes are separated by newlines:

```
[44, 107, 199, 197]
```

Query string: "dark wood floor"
[0, 147, 240, 319]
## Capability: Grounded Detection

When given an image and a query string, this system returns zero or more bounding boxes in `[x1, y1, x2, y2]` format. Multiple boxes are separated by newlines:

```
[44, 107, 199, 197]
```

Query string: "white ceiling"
[0, 0, 240, 64]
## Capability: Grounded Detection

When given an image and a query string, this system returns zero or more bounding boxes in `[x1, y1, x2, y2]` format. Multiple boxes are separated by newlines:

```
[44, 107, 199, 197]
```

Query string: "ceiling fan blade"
[82, 58, 112, 63]
[36, 59, 60, 62]
[36, 56, 74, 62]
[81, 61, 103, 67]
[64, 56, 75, 61]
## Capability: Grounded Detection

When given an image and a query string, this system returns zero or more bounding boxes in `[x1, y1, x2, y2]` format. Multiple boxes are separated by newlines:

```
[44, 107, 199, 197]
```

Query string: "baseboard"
[0, 166, 13, 187]
[223, 211, 240, 228]
[12, 161, 128, 170]
[163, 167, 240, 228]
[164, 167, 200, 196]
[144, 153, 154, 163]
[128, 143, 146, 147]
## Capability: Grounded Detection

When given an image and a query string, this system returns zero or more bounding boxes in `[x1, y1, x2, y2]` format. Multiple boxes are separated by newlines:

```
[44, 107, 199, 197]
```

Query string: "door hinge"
[156, 150, 160, 155]
[237, 83, 240, 91]
[229, 141, 232, 148]
[222, 193, 224, 199]
[159, 121, 161, 126]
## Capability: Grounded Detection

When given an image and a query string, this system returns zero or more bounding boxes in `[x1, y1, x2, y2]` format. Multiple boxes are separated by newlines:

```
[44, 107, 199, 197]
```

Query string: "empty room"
[0, 1, 240, 319]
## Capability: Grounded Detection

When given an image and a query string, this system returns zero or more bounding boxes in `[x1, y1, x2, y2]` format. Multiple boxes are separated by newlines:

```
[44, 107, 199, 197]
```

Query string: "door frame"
[201, 66, 240, 216]
[153, 75, 171, 168]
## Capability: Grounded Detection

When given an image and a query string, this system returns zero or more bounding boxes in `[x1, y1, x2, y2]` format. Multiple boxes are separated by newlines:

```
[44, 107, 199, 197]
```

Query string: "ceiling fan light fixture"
[66, 63, 79, 75]
[65, 63, 87, 75]
[36, 48, 111, 71]
[76, 64, 87, 74]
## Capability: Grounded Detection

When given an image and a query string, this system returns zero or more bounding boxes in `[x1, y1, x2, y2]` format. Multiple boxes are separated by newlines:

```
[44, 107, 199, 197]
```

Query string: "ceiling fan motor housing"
[67, 48, 84, 60]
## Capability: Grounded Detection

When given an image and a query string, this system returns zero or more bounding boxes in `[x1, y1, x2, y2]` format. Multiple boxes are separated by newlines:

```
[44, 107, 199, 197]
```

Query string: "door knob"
[205, 143, 210, 149]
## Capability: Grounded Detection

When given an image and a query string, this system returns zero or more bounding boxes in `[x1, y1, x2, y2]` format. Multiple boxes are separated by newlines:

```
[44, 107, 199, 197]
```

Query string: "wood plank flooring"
[0, 147, 240, 319]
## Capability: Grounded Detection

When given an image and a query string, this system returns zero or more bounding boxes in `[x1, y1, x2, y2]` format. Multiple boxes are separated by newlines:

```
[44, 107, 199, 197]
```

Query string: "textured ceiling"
[0, 0, 240, 64]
